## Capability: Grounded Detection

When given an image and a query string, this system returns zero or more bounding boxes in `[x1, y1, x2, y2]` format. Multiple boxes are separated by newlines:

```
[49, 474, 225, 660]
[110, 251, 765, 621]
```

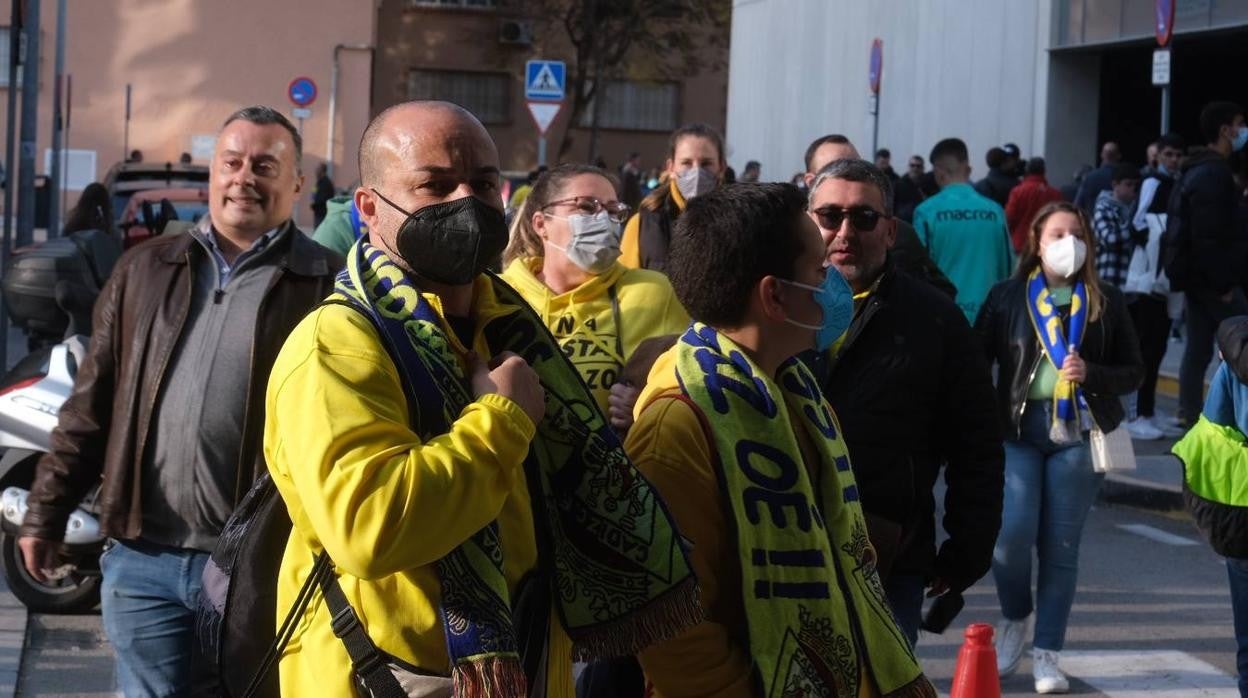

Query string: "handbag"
[1090, 425, 1137, 473]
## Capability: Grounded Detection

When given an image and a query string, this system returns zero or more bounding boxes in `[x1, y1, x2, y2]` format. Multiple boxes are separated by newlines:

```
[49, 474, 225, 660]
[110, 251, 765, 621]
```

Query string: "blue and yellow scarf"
[1025, 267, 1091, 443]
[674, 324, 933, 697]
[336, 241, 700, 697]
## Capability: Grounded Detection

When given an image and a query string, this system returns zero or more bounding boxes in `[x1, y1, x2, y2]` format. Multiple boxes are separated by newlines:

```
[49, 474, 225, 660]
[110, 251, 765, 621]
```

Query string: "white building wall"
[727, 0, 1056, 184]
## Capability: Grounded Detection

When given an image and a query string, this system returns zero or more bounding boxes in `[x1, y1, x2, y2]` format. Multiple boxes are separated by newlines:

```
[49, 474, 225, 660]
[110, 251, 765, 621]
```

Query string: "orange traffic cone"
[950, 623, 1001, 698]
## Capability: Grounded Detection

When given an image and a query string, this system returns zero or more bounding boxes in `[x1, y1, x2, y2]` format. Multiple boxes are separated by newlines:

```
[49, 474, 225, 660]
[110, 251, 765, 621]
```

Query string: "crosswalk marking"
[1116, 523, 1200, 546]
[1060, 650, 1237, 696]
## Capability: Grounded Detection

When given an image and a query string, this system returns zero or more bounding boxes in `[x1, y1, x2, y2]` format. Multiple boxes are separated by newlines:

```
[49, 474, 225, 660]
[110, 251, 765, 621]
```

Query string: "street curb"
[0, 583, 28, 698]
[1156, 371, 1179, 400]
[1099, 475, 1185, 512]
[1156, 369, 1213, 402]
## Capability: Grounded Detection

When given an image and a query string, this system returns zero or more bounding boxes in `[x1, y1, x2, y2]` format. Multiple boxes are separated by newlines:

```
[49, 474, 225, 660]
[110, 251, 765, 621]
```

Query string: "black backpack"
[196, 472, 295, 697]
[1160, 171, 1193, 292]
[197, 471, 419, 698]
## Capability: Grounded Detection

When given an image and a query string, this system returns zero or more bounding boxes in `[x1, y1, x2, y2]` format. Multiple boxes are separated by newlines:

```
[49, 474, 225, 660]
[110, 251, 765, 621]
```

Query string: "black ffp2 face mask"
[372, 189, 508, 285]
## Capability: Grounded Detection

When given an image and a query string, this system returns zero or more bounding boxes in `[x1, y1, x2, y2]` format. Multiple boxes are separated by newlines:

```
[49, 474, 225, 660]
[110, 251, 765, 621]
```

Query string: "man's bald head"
[357, 101, 492, 188]
[353, 100, 503, 273]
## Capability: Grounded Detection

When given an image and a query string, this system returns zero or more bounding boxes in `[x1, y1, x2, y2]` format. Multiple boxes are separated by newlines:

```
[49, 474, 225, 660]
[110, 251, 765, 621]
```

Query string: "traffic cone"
[950, 623, 1001, 698]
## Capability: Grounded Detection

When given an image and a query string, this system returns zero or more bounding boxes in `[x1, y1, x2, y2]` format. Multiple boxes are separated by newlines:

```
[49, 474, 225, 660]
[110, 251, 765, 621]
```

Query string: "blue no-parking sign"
[288, 77, 317, 108]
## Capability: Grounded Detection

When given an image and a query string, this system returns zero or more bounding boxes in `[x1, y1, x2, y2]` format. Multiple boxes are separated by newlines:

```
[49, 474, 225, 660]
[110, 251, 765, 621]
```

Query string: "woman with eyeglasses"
[619, 123, 726, 274]
[502, 164, 689, 434]
[974, 201, 1143, 694]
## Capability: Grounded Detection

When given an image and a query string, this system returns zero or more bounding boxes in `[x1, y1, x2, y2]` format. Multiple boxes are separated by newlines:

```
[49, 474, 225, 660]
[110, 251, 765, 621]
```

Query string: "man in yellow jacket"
[264, 101, 699, 697]
[628, 183, 934, 697]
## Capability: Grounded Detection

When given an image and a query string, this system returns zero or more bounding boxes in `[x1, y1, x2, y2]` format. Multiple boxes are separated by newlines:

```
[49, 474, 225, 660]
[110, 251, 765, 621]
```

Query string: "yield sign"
[527, 101, 562, 136]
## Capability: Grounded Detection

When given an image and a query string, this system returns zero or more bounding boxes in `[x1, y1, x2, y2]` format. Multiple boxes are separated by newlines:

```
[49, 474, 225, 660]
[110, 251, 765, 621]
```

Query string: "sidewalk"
[1099, 333, 1215, 512]
[0, 576, 26, 698]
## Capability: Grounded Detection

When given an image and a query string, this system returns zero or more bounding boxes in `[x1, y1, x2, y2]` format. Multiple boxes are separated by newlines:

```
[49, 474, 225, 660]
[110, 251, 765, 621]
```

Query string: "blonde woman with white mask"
[502, 164, 689, 433]
[974, 201, 1144, 694]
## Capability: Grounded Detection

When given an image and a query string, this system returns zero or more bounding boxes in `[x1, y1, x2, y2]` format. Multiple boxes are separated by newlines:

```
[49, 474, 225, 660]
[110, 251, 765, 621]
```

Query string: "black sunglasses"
[811, 205, 889, 232]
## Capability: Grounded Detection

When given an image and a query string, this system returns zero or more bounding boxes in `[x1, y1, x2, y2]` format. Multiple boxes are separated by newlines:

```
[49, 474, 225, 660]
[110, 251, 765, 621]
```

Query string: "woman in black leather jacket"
[974, 201, 1143, 693]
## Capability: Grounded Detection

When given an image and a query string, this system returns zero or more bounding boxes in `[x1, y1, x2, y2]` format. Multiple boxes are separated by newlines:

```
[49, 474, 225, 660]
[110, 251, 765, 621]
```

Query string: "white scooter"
[0, 336, 105, 613]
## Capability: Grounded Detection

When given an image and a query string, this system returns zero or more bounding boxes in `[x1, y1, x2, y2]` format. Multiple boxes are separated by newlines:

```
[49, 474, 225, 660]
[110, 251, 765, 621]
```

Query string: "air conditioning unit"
[498, 19, 533, 45]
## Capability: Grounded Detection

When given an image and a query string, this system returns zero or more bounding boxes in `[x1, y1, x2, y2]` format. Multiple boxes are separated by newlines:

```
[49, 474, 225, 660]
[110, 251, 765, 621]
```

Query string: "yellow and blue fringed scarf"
[674, 323, 933, 697]
[336, 241, 701, 697]
[1025, 267, 1091, 444]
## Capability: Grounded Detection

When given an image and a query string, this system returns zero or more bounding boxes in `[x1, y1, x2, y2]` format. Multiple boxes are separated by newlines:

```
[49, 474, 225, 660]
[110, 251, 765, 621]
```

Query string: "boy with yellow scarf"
[627, 183, 934, 697]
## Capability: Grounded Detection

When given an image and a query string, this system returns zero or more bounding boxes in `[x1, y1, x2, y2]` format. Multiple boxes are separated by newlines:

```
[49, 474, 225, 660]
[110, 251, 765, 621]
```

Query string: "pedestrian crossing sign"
[525, 60, 566, 102]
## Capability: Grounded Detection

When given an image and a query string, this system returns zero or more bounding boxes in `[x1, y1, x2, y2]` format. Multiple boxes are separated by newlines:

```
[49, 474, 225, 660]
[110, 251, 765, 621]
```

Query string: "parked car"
[102, 161, 208, 225]
[118, 187, 209, 248]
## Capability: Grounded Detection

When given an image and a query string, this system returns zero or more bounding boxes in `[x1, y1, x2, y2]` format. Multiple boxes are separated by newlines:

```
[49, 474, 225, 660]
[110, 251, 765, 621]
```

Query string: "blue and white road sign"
[525, 60, 566, 102]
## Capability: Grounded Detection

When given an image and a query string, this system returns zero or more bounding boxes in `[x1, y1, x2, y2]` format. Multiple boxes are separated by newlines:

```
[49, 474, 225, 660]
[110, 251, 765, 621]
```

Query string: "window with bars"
[407, 69, 511, 124]
[579, 81, 680, 132]
[409, 0, 498, 9]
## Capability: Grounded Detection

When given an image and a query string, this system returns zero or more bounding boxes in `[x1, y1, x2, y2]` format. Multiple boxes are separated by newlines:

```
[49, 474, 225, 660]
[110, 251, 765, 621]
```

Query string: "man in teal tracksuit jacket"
[913, 138, 1015, 322]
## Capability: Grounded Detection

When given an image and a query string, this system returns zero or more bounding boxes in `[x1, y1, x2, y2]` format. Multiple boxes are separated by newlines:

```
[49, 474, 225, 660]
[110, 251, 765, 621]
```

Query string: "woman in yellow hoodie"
[619, 123, 726, 274]
[502, 164, 689, 432]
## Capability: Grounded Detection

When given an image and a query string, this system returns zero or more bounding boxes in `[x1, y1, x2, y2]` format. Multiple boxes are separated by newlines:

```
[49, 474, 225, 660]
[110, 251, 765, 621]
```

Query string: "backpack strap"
[318, 567, 409, 698]
[242, 551, 333, 698]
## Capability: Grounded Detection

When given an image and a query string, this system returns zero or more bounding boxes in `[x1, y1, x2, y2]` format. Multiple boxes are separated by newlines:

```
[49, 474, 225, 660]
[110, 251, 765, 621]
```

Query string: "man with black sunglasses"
[805, 159, 1004, 649]
[803, 134, 955, 298]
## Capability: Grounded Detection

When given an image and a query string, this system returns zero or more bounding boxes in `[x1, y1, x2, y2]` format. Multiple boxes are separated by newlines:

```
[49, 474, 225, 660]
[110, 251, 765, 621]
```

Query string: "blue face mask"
[779, 268, 855, 352]
[1234, 126, 1248, 152]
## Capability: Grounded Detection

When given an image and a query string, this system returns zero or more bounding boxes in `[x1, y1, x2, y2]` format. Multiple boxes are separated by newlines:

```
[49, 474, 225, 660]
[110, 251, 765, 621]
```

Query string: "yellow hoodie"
[264, 277, 573, 697]
[620, 179, 687, 270]
[500, 258, 689, 412]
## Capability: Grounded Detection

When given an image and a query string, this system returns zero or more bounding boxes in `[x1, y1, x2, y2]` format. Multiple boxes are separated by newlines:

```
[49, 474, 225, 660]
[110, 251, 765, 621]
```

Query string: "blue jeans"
[1228, 557, 1248, 697]
[992, 402, 1104, 652]
[884, 573, 925, 649]
[100, 539, 211, 697]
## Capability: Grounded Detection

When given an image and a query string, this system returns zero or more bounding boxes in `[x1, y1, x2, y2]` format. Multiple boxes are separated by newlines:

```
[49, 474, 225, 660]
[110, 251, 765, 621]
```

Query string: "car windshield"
[124, 199, 209, 226]
[166, 202, 209, 223]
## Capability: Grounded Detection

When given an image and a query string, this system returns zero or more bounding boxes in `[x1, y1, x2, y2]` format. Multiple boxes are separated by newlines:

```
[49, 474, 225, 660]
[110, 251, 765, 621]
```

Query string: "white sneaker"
[1156, 409, 1194, 430]
[995, 615, 1031, 677]
[1148, 416, 1185, 438]
[1125, 416, 1164, 441]
[1032, 648, 1070, 693]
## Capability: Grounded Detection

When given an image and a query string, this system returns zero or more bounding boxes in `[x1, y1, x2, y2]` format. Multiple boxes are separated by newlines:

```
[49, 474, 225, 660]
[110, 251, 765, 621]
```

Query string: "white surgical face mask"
[675, 167, 717, 201]
[1041, 235, 1087, 280]
[544, 211, 622, 274]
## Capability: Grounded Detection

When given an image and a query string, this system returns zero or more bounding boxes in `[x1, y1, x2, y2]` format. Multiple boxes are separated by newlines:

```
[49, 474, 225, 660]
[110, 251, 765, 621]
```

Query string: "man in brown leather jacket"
[16, 106, 342, 696]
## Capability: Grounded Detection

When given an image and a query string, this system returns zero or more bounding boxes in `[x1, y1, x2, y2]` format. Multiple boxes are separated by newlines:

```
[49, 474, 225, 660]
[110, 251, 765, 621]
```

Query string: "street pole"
[585, 0, 602, 163]
[1, 1, 22, 372]
[16, 0, 40, 249]
[48, 0, 66, 238]
[871, 93, 881, 160]
[1160, 84, 1171, 135]
[62, 74, 70, 219]
[326, 43, 373, 181]
[122, 83, 131, 162]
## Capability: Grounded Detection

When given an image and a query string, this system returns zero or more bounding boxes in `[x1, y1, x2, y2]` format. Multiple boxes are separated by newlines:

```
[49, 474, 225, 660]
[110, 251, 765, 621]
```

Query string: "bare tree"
[518, 0, 730, 161]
